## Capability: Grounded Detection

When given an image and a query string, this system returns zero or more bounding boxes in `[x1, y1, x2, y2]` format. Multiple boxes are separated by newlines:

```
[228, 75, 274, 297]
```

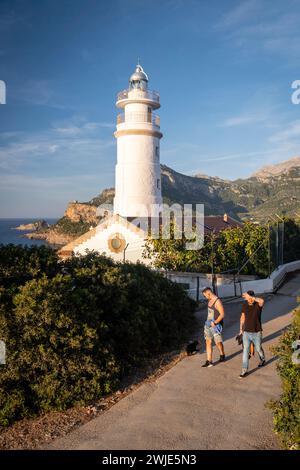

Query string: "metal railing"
[117, 112, 160, 126]
[117, 89, 160, 103]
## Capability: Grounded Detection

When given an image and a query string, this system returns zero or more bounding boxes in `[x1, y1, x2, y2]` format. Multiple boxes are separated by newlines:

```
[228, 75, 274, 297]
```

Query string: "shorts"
[204, 325, 223, 344]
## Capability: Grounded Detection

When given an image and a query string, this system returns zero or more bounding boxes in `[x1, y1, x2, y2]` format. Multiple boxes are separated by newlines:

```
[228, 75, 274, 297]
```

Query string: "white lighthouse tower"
[113, 63, 163, 218]
[59, 63, 163, 264]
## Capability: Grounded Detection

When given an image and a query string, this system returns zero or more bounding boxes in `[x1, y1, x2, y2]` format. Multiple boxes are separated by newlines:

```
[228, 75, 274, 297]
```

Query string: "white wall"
[271, 260, 300, 289]
[74, 222, 151, 265]
[160, 260, 300, 300]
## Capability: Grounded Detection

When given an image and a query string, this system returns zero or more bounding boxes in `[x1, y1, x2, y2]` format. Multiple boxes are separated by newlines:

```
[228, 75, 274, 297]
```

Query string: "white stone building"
[59, 64, 163, 263]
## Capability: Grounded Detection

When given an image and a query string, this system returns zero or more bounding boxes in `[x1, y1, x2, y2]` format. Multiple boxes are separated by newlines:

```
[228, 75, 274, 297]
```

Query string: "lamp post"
[211, 229, 217, 295]
[123, 243, 129, 263]
[268, 221, 271, 277]
[275, 214, 284, 266]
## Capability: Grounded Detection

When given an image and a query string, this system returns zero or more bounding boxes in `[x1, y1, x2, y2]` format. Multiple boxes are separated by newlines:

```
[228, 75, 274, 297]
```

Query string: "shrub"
[143, 219, 300, 276]
[0, 244, 59, 287]
[269, 302, 300, 449]
[143, 222, 270, 276]
[53, 217, 93, 237]
[0, 248, 196, 428]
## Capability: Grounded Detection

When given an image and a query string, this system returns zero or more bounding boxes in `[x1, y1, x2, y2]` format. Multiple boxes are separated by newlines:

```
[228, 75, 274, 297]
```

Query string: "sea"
[0, 218, 58, 247]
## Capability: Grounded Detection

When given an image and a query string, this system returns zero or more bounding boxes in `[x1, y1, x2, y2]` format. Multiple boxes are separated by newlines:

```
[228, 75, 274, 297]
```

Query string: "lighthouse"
[113, 64, 163, 218]
[58, 63, 163, 264]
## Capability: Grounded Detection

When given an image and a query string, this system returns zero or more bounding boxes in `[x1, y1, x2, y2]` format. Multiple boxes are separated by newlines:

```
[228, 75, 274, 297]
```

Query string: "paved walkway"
[47, 273, 300, 450]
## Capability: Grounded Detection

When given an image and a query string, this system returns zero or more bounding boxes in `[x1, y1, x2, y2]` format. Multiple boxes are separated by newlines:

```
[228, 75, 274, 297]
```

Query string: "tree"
[143, 222, 270, 277]
[0, 247, 196, 427]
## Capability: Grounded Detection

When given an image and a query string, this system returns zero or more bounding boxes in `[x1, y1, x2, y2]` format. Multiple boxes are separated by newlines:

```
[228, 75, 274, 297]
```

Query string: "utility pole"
[196, 276, 200, 303]
[268, 215, 278, 269]
[281, 220, 284, 265]
[268, 221, 271, 277]
[211, 230, 216, 294]
[275, 214, 284, 266]
[123, 243, 129, 263]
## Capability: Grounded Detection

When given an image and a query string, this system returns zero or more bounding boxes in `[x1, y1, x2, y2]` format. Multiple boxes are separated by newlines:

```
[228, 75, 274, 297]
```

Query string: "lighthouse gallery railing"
[117, 89, 160, 103]
[117, 112, 160, 126]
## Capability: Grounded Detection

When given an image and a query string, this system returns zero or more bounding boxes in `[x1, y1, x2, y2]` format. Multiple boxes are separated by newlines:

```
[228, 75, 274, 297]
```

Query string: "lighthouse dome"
[130, 64, 148, 83]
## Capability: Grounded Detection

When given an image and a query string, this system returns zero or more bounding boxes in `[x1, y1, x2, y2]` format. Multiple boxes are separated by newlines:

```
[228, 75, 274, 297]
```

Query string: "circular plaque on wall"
[107, 232, 126, 253]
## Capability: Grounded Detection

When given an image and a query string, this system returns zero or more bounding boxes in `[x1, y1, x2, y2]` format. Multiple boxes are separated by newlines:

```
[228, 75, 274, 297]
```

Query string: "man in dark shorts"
[239, 290, 265, 378]
[201, 287, 225, 367]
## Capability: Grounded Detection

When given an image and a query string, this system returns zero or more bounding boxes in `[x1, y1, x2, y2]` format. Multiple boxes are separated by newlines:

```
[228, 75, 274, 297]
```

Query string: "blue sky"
[1, 0, 300, 217]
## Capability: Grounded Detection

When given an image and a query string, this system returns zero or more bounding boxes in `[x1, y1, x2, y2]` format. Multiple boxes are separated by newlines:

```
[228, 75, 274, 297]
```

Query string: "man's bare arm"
[254, 296, 264, 307]
[240, 312, 245, 334]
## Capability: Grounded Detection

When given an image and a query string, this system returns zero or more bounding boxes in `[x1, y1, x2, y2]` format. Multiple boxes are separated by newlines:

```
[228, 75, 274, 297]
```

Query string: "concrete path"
[47, 273, 300, 450]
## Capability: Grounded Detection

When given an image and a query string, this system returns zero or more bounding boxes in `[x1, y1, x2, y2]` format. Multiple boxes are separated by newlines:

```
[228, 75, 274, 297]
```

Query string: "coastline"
[0, 218, 60, 248]
[22, 228, 76, 247]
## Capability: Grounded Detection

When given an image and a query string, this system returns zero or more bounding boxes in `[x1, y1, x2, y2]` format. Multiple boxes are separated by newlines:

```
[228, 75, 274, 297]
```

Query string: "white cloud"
[0, 172, 106, 190]
[0, 118, 116, 216]
[195, 149, 277, 164]
[54, 121, 114, 136]
[220, 101, 278, 128]
[221, 114, 262, 127]
[0, 117, 115, 172]
[233, 12, 299, 37]
[215, 1, 300, 63]
[269, 120, 300, 143]
[0, 172, 115, 218]
[215, 0, 261, 29]
[13, 79, 69, 109]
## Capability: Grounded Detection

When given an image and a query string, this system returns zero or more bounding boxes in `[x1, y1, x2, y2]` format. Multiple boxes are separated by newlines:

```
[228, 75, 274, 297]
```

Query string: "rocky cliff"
[24, 203, 100, 246]
[25, 230, 76, 246]
[15, 220, 49, 231]
[252, 156, 300, 181]
[64, 202, 98, 224]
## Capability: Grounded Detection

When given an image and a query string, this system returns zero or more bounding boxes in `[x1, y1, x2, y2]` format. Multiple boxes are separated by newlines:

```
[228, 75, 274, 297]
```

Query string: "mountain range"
[90, 156, 300, 221]
[24, 156, 300, 246]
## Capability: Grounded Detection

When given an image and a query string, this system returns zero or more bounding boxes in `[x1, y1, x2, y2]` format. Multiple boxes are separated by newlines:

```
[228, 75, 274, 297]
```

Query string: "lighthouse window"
[155, 146, 159, 158]
[157, 179, 160, 189]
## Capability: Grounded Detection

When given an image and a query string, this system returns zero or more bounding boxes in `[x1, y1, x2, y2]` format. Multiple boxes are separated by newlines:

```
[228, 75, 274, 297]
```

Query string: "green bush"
[269, 302, 300, 449]
[53, 216, 94, 236]
[143, 218, 300, 276]
[143, 222, 270, 276]
[0, 244, 59, 287]
[0, 247, 196, 428]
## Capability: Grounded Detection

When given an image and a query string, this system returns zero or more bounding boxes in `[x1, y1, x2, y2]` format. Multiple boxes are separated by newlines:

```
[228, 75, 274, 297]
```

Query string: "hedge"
[269, 302, 300, 449]
[0, 246, 196, 428]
